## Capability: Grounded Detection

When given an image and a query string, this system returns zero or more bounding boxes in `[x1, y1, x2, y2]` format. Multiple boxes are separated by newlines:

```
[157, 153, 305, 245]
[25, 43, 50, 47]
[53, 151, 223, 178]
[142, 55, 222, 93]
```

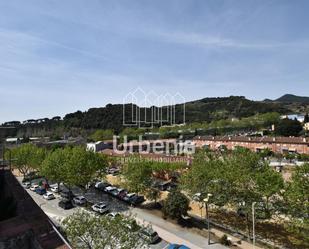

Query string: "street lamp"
[193, 193, 204, 219]
[252, 202, 256, 247]
[203, 193, 213, 245]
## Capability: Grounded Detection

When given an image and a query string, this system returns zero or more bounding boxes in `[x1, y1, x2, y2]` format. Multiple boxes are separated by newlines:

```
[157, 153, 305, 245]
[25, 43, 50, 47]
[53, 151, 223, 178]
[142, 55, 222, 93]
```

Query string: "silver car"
[43, 192, 55, 200]
[91, 202, 109, 214]
[73, 196, 86, 205]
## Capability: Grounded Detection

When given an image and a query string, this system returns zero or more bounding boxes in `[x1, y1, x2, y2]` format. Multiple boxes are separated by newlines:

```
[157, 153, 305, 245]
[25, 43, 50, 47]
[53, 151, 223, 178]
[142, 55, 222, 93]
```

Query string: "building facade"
[193, 136, 309, 154]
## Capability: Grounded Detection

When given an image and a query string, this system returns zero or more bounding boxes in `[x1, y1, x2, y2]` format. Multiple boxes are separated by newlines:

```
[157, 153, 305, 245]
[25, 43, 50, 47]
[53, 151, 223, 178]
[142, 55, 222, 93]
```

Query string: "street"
[18, 177, 226, 249]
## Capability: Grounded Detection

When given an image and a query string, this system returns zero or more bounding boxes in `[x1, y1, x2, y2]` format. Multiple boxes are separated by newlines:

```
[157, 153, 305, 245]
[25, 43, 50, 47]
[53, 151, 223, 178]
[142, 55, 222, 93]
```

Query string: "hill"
[274, 94, 309, 103]
[1, 96, 290, 137]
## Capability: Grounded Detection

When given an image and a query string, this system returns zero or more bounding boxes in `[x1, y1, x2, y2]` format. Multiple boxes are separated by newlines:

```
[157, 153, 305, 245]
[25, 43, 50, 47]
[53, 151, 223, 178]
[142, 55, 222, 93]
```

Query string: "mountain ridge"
[273, 94, 309, 103]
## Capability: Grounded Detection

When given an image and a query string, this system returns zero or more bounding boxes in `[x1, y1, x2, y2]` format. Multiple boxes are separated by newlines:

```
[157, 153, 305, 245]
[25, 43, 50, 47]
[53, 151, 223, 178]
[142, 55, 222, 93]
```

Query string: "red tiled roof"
[193, 136, 309, 145]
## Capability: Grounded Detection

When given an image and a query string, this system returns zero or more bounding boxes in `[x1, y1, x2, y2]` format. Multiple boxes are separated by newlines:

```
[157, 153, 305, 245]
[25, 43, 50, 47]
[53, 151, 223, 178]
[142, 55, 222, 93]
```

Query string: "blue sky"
[1, 0, 309, 123]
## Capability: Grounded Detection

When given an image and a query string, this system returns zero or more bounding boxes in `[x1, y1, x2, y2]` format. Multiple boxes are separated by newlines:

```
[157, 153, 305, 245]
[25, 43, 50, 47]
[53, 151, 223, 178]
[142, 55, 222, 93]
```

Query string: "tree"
[9, 144, 43, 177]
[41, 147, 70, 189]
[145, 187, 161, 205]
[283, 163, 309, 246]
[122, 160, 152, 194]
[181, 150, 231, 207]
[65, 147, 108, 189]
[304, 113, 309, 124]
[42, 147, 108, 191]
[284, 163, 309, 218]
[29, 146, 47, 171]
[90, 129, 114, 142]
[275, 118, 303, 136]
[63, 210, 145, 249]
[255, 166, 284, 217]
[163, 189, 190, 220]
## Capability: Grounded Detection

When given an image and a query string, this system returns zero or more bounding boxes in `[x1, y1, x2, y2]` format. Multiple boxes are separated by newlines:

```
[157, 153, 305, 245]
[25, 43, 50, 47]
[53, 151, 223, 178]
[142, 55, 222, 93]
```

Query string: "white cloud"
[150, 30, 309, 50]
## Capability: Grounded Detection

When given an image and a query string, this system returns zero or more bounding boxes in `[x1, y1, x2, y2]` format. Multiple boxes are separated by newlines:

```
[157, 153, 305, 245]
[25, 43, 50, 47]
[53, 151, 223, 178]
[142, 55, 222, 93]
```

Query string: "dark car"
[123, 193, 136, 203]
[153, 181, 170, 191]
[35, 188, 47, 195]
[117, 189, 128, 200]
[58, 200, 74, 210]
[94, 181, 111, 191]
[110, 188, 126, 198]
[139, 227, 160, 244]
[129, 195, 145, 206]
[60, 190, 74, 200]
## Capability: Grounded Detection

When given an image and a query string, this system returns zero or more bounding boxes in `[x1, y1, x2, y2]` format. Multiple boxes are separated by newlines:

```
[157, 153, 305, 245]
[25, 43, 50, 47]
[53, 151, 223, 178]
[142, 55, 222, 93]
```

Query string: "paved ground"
[19, 177, 227, 249]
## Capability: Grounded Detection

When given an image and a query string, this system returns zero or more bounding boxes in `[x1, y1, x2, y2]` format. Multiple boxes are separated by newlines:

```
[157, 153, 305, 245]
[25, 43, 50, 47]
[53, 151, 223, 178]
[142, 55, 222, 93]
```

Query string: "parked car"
[111, 188, 125, 197]
[59, 200, 74, 210]
[30, 184, 40, 191]
[50, 184, 60, 193]
[139, 227, 160, 244]
[22, 182, 31, 189]
[36, 188, 47, 195]
[22, 172, 42, 183]
[123, 193, 136, 202]
[94, 181, 110, 191]
[168, 244, 190, 249]
[73, 196, 87, 205]
[60, 190, 74, 200]
[43, 192, 55, 200]
[117, 189, 128, 200]
[129, 195, 145, 206]
[152, 180, 170, 191]
[104, 186, 117, 194]
[91, 202, 109, 214]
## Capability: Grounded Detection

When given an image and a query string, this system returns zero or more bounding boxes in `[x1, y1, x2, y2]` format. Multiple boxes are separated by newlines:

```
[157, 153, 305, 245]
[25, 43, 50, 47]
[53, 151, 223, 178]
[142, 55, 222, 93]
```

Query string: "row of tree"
[7, 144, 108, 190]
[7, 144, 156, 249]
[181, 148, 308, 245]
[118, 148, 308, 246]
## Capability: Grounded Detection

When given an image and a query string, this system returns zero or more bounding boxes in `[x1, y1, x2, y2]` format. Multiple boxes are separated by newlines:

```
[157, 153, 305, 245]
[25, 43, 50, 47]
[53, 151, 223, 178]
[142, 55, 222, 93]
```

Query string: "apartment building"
[193, 136, 309, 154]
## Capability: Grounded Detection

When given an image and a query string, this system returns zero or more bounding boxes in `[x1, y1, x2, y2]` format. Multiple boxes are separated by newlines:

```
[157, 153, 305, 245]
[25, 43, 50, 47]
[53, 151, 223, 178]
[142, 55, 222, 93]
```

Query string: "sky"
[0, 0, 309, 123]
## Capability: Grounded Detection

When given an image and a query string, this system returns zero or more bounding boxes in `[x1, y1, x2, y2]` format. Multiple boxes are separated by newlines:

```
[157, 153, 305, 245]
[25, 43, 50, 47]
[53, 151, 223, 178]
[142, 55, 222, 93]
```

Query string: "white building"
[280, 114, 305, 123]
[86, 141, 113, 152]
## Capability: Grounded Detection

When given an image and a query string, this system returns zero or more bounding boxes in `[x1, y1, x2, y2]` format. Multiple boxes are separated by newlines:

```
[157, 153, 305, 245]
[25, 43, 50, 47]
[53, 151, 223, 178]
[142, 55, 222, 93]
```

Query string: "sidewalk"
[130, 207, 227, 249]
[211, 228, 261, 249]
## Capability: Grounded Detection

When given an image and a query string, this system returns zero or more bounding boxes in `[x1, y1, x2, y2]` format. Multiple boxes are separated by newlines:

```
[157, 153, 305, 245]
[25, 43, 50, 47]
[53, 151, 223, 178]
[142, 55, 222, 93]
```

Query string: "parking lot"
[20, 177, 170, 249]
[20, 175, 225, 249]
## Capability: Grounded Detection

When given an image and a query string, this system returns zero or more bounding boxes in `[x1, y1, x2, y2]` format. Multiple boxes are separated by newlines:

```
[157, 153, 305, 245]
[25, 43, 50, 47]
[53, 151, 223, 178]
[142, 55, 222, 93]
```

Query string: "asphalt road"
[19, 177, 226, 249]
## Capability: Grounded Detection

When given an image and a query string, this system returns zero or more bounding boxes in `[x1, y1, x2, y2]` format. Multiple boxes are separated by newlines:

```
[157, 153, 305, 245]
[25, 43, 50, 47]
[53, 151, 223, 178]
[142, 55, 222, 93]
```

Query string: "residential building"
[193, 136, 309, 154]
[280, 114, 305, 123]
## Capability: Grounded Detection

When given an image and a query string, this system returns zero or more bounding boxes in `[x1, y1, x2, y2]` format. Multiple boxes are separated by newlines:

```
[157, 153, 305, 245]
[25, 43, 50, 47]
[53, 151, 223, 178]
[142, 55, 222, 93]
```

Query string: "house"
[193, 136, 309, 154]
[280, 114, 305, 123]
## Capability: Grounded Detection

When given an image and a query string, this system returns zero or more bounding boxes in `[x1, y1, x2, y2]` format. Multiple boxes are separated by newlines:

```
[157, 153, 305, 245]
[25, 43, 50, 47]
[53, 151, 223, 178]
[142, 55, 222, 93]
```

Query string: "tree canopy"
[63, 210, 145, 249]
[275, 118, 303, 136]
[163, 189, 190, 220]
